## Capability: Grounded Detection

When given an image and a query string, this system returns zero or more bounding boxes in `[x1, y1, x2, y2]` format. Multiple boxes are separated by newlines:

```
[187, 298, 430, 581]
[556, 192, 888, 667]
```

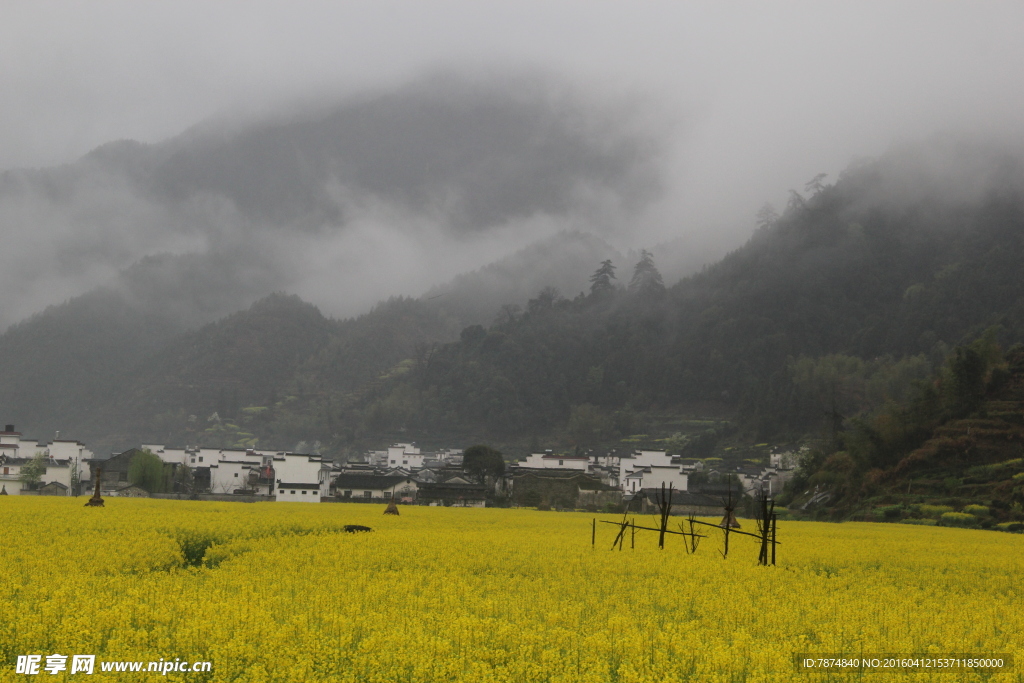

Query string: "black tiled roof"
[418, 483, 488, 498]
[332, 474, 413, 489]
[639, 489, 724, 507]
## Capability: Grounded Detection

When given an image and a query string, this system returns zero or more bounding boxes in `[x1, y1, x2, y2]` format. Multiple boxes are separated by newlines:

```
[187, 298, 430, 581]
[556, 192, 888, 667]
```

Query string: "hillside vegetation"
[2, 136, 1023, 477]
[784, 336, 1024, 526]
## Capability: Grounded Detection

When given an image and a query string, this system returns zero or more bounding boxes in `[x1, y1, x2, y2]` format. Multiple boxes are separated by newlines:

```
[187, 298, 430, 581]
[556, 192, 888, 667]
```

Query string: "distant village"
[0, 423, 800, 516]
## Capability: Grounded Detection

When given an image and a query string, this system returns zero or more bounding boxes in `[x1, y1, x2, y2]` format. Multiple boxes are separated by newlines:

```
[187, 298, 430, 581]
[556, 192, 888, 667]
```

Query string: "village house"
[84, 447, 187, 496]
[417, 481, 488, 507]
[575, 479, 623, 509]
[332, 473, 419, 502]
[0, 453, 75, 495]
[617, 450, 689, 494]
[626, 489, 729, 516]
[0, 425, 91, 495]
[385, 443, 425, 470]
[361, 444, 462, 470]
[518, 451, 590, 471]
[505, 469, 605, 508]
[272, 452, 330, 501]
[209, 459, 262, 494]
[508, 449, 620, 487]
[733, 462, 794, 497]
[141, 444, 191, 466]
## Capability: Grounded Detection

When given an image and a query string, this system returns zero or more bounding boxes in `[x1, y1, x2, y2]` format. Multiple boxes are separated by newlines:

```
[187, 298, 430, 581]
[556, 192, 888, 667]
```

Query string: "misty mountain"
[0, 71, 662, 331]
[348, 134, 1024, 443]
[149, 72, 659, 232]
[0, 228, 628, 448]
[0, 291, 458, 453]
[0, 288, 182, 442]
[7, 132, 1024, 458]
[422, 231, 624, 326]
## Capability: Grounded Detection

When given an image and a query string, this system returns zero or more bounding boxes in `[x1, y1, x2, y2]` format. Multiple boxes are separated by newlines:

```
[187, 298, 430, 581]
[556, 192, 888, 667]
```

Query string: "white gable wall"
[274, 453, 328, 497]
[209, 460, 256, 494]
[640, 465, 688, 493]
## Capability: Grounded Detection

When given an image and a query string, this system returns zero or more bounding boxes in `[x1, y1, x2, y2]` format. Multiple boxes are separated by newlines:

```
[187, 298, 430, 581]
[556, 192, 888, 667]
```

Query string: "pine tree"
[755, 203, 779, 230]
[628, 250, 664, 295]
[589, 259, 617, 295]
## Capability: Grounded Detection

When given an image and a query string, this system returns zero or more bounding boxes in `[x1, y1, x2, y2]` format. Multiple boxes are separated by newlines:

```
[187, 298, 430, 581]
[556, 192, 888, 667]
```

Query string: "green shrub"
[873, 505, 903, 521]
[963, 504, 990, 517]
[996, 522, 1024, 532]
[900, 518, 937, 526]
[938, 512, 979, 528]
[918, 504, 954, 519]
[175, 530, 222, 567]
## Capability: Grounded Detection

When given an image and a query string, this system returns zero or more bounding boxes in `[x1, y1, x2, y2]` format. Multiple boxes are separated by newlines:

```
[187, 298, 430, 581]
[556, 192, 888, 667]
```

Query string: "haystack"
[84, 468, 105, 507]
[720, 509, 740, 528]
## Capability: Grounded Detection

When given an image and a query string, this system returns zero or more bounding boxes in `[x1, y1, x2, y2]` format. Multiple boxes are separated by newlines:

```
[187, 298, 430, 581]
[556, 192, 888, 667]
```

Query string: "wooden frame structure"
[591, 484, 779, 565]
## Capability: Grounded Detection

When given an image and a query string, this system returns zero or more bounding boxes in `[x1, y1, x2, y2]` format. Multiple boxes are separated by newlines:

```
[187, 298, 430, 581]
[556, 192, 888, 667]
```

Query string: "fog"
[2, 1, 1023, 330]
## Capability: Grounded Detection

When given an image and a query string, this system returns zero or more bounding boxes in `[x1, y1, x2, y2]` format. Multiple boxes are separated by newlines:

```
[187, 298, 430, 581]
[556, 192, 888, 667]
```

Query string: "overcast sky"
[2, 1, 1023, 315]
[4, 2, 1024, 234]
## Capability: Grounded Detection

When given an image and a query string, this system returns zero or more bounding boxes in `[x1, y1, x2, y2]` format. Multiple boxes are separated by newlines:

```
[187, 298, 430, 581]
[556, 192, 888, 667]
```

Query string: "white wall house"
[274, 453, 329, 502]
[518, 452, 590, 470]
[188, 448, 217, 467]
[0, 426, 90, 495]
[387, 444, 425, 470]
[622, 466, 689, 494]
[436, 449, 463, 464]
[618, 450, 674, 482]
[736, 465, 794, 497]
[770, 449, 800, 470]
[591, 451, 621, 469]
[217, 448, 265, 465]
[333, 474, 419, 501]
[183, 447, 270, 468]
[276, 482, 322, 501]
[641, 465, 689, 492]
[141, 444, 190, 465]
[623, 469, 646, 493]
[1, 453, 76, 495]
[619, 450, 688, 494]
[209, 460, 260, 494]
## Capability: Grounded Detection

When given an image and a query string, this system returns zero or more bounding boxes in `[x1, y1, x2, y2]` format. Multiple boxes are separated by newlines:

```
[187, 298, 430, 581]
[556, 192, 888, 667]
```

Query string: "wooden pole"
[758, 493, 770, 566]
[609, 512, 630, 550]
[658, 483, 673, 550]
[771, 512, 777, 566]
[722, 487, 732, 558]
[630, 519, 635, 549]
[592, 518, 596, 548]
[598, 520, 706, 539]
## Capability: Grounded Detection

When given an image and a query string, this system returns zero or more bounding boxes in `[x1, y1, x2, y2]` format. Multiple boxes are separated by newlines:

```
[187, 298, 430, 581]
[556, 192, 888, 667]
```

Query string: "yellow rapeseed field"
[1, 497, 1020, 682]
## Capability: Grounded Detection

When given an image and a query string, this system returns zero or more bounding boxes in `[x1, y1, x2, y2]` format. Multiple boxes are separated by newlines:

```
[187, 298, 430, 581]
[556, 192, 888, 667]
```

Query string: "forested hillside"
[3, 135, 1023, 462]
[347, 136, 1024, 448]
[782, 335, 1024, 523]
